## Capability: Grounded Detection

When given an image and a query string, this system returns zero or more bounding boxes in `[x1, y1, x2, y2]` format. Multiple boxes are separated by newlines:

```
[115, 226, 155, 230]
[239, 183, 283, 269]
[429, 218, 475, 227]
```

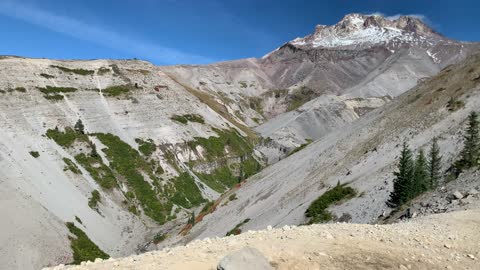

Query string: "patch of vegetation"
[40, 73, 55, 79]
[97, 67, 110, 75]
[38, 85, 77, 100]
[37, 86, 78, 94]
[135, 138, 156, 156]
[63, 157, 82, 174]
[44, 94, 64, 101]
[75, 216, 83, 225]
[46, 127, 88, 147]
[238, 81, 247, 88]
[287, 86, 317, 111]
[188, 128, 253, 161]
[225, 218, 250, 236]
[200, 201, 215, 215]
[15, 87, 26, 92]
[51, 65, 95, 75]
[95, 133, 169, 223]
[240, 156, 262, 180]
[288, 139, 313, 156]
[248, 97, 263, 115]
[29, 151, 40, 158]
[447, 97, 465, 112]
[228, 193, 238, 201]
[305, 183, 357, 224]
[88, 190, 101, 210]
[197, 166, 238, 193]
[75, 153, 117, 189]
[170, 114, 205, 124]
[152, 233, 167, 244]
[170, 172, 205, 209]
[102, 85, 132, 97]
[66, 222, 109, 265]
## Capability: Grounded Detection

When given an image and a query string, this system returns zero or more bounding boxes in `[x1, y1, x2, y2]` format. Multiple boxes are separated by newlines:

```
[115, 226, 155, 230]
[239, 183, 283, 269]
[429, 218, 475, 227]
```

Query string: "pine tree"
[413, 149, 429, 197]
[188, 212, 195, 225]
[74, 119, 85, 134]
[428, 137, 442, 188]
[387, 142, 415, 208]
[458, 111, 480, 169]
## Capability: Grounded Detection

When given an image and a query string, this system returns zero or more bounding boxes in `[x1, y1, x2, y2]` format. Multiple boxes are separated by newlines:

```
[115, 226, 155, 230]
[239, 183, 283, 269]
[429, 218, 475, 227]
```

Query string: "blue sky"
[0, 0, 479, 65]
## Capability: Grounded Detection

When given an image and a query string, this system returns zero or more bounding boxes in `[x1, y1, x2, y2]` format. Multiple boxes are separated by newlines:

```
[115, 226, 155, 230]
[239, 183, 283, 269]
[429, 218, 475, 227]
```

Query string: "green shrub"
[66, 222, 109, 264]
[15, 87, 27, 92]
[447, 97, 465, 111]
[75, 216, 83, 225]
[288, 139, 313, 156]
[152, 233, 167, 244]
[135, 138, 156, 156]
[102, 85, 132, 97]
[37, 86, 77, 94]
[228, 193, 238, 201]
[46, 127, 87, 147]
[200, 201, 215, 214]
[305, 183, 356, 224]
[51, 65, 94, 75]
[238, 81, 247, 88]
[226, 219, 250, 236]
[88, 190, 101, 209]
[40, 73, 55, 79]
[44, 94, 64, 101]
[171, 114, 205, 124]
[63, 157, 82, 174]
[97, 67, 110, 75]
[29, 151, 40, 158]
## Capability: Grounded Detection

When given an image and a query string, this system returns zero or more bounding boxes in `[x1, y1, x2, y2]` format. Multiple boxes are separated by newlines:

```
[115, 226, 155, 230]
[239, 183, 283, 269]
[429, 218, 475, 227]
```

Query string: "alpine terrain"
[0, 13, 479, 270]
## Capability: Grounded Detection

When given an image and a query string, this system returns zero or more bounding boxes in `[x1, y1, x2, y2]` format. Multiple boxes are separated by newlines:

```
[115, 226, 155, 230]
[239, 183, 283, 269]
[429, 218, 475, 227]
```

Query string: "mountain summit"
[289, 13, 441, 49]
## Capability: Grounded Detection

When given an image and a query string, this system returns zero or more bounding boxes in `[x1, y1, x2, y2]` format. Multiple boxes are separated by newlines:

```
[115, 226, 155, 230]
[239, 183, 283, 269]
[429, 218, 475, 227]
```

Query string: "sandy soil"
[46, 209, 480, 270]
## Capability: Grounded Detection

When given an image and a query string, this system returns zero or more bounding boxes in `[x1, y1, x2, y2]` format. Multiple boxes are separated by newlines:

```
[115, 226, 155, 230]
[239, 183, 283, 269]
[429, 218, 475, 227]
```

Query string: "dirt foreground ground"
[46, 209, 480, 270]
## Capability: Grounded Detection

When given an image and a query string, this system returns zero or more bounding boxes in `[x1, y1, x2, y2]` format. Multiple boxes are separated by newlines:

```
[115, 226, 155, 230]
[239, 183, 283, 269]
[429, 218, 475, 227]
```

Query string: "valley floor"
[46, 208, 480, 270]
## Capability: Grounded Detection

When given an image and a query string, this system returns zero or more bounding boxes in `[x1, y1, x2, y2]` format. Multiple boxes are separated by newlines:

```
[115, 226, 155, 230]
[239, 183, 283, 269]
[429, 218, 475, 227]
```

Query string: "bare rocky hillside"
[169, 52, 480, 246]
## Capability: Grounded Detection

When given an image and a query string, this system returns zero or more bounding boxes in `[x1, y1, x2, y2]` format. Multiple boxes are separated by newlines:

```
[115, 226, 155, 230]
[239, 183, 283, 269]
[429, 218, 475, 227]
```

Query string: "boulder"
[217, 247, 273, 270]
[452, 191, 464, 200]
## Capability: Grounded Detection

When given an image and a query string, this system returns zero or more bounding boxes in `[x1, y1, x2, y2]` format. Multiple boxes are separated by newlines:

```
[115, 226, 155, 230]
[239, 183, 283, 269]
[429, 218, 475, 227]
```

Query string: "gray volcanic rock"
[217, 247, 273, 270]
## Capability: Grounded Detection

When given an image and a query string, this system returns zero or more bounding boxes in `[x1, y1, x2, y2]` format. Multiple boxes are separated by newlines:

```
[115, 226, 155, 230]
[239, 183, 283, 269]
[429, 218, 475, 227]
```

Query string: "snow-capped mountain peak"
[290, 13, 439, 49]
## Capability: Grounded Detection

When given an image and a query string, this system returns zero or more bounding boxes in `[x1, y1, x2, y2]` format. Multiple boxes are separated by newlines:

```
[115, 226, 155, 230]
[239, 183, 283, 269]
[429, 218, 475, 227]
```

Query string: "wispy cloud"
[0, 0, 214, 64]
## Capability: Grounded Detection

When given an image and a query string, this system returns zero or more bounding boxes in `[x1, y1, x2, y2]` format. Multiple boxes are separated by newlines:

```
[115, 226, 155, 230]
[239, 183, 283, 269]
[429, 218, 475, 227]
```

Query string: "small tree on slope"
[428, 137, 442, 188]
[74, 119, 85, 134]
[457, 111, 480, 170]
[413, 149, 429, 197]
[387, 142, 415, 208]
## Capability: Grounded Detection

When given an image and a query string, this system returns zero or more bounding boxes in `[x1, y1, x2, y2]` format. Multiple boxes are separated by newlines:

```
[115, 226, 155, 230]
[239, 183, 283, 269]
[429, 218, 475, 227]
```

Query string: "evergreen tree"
[74, 119, 85, 134]
[428, 137, 442, 188]
[413, 149, 429, 197]
[188, 212, 195, 225]
[458, 111, 480, 169]
[387, 142, 415, 208]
